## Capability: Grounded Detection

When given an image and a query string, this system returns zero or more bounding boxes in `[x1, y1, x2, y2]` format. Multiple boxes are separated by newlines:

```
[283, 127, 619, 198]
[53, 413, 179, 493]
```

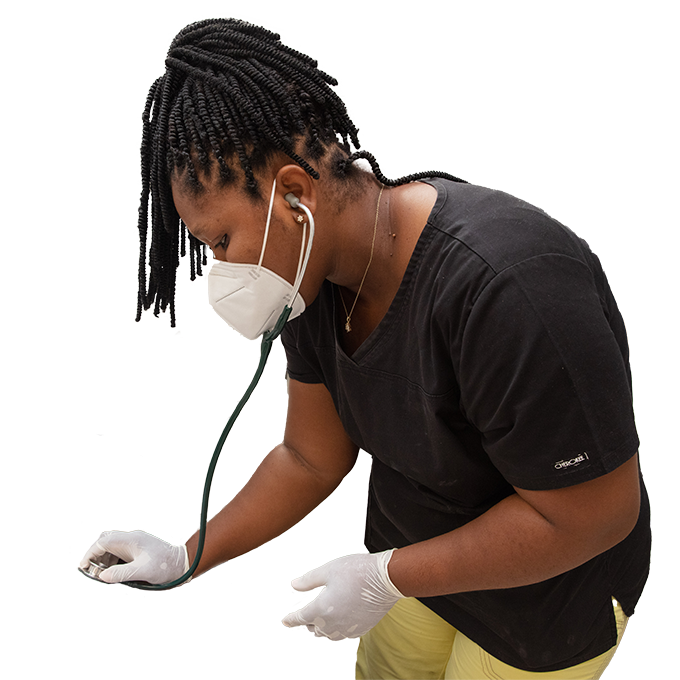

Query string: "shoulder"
[422, 178, 595, 276]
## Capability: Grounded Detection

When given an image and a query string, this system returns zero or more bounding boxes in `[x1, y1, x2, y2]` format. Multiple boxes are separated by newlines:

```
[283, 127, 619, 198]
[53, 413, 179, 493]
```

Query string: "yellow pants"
[356, 597, 628, 680]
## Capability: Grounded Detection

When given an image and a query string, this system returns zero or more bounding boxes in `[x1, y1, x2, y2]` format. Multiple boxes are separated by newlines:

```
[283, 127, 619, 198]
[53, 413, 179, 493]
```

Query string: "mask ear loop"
[257, 178, 278, 271]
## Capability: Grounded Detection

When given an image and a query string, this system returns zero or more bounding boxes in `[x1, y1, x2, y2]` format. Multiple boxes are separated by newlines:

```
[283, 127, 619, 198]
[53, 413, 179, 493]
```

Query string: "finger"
[290, 564, 329, 592]
[79, 536, 111, 569]
[95, 531, 138, 561]
[281, 603, 317, 629]
[91, 532, 149, 570]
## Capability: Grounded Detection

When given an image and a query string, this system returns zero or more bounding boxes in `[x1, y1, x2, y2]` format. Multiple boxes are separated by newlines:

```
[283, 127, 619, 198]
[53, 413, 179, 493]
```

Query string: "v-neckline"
[331, 179, 445, 362]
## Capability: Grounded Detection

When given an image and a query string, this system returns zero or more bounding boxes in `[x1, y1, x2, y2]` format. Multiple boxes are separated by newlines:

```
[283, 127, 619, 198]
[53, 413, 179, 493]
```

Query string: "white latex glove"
[80, 530, 190, 585]
[281, 550, 404, 640]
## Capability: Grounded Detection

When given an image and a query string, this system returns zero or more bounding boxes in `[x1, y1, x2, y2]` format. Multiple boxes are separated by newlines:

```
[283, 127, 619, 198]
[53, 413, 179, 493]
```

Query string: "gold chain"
[340, 184, 384, 333]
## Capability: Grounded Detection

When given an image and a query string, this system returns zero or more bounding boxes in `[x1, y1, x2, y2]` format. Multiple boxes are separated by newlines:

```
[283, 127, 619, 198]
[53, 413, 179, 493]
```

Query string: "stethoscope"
[80, 192, 314, 590]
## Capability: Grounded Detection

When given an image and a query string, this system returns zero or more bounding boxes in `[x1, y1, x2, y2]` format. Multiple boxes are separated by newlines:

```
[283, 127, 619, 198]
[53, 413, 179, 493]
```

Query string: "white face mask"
[207, 178, 314, 340]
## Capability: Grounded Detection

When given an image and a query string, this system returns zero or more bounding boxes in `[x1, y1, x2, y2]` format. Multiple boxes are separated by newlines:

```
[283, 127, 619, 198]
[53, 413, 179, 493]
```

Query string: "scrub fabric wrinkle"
[282, 178, 650, 673]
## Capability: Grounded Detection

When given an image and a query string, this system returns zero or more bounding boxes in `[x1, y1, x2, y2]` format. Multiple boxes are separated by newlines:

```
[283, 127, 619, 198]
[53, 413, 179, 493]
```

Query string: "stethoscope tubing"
[122, 306, 292, 591]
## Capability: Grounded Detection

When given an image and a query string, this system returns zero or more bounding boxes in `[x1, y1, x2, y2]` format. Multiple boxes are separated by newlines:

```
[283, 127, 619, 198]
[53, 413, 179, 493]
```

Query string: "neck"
[301, 173, 436, 339]
[324, 179, 393, 303]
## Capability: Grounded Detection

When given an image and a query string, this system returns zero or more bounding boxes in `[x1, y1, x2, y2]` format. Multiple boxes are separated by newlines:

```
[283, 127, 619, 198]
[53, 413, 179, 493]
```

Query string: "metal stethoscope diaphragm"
[79, 559, 111, 582]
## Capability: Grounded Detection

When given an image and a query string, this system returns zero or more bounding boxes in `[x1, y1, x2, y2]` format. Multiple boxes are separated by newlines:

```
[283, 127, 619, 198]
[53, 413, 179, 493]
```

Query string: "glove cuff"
[180, 544, 192, 585]
[377, 548, 405, 600]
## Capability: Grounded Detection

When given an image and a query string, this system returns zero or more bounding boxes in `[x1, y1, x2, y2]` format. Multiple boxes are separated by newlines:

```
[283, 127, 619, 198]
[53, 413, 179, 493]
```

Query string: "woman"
[81, 19, 650, 679]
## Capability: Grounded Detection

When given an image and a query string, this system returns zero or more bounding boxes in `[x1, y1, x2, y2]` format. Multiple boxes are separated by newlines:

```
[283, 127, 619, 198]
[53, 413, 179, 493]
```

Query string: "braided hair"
[137, 18, 465, 326]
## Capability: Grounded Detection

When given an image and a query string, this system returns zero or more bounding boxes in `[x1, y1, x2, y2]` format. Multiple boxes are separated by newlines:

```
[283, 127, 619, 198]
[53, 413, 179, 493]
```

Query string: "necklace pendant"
[345, 319, 352, 333]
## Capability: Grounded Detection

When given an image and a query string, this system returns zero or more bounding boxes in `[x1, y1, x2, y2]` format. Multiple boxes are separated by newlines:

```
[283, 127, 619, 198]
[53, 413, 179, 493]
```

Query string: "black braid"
[339, 150, 467, 187]
[137, 18, 465, 326]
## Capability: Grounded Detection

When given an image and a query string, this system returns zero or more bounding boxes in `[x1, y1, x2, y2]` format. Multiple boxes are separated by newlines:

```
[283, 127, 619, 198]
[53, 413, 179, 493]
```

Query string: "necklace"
[340, 184, 384, 333]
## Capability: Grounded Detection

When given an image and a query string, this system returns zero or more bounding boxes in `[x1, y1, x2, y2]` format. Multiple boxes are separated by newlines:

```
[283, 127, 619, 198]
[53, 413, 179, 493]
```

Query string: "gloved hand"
[281, 549, 404, 640]
[80, 530, 190, 585]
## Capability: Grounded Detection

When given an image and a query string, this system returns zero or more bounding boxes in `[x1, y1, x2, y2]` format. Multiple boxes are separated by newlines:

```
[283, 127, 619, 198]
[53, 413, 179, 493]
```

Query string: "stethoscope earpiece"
[284, 192, 301, 209]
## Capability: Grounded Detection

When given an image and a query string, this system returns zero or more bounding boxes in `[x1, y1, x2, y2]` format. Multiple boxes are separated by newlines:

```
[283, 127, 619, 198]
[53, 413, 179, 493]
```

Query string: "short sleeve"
[281, 323, 324, 384]
[458, 253, 638, 490]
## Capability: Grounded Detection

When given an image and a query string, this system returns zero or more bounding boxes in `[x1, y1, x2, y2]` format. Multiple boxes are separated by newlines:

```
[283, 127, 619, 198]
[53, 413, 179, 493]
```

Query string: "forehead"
[170, 174, 263, 242]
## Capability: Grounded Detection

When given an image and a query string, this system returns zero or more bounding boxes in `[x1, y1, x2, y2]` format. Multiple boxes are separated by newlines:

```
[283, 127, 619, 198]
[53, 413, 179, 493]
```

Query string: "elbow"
[541, 507, 638, 584]
[587, 479, 641, 558]
[551, 497, 640, 575]
[606, 487, 641, 549]
[608, 459, 642, 549]
[580, 454, 643, 557]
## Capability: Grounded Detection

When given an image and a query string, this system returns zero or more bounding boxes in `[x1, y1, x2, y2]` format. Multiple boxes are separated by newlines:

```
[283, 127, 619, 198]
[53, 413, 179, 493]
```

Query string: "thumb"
[290, 563, 330, 592]
[281, 605, 313, 629]
[98, 562, 135, 584]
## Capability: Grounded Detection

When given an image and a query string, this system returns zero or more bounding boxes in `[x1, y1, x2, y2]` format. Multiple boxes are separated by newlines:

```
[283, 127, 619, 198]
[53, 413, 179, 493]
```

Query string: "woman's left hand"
[282, 549, 404, 640]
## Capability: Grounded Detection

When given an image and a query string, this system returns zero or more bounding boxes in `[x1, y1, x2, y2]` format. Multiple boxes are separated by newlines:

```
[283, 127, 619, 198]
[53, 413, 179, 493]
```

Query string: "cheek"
[263, 220, 310, 285]
[218, 225, 264, 265]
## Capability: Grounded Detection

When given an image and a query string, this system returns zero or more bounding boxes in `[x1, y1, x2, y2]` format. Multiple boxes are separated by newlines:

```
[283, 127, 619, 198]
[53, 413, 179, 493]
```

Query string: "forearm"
[186, 442, 346, 577]
[389, 487, 635, 598]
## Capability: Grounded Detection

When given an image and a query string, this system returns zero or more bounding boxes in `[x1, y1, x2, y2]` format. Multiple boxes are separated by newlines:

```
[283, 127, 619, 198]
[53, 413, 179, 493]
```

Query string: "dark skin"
[175, 155, 641, 597]
[172, 159, 435, 354]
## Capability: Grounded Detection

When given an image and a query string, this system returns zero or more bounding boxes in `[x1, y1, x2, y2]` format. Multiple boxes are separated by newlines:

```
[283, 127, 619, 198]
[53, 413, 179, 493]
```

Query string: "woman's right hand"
[80, 530, 190, 584]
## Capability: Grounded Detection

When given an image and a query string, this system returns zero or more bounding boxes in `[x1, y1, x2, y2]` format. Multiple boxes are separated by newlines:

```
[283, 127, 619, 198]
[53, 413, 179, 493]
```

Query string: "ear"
[276, 164, 318, 217]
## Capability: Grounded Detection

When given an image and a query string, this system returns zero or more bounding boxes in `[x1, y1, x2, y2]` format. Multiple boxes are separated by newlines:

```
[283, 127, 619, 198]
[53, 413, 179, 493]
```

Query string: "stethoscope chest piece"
[78, 559, 110, 582]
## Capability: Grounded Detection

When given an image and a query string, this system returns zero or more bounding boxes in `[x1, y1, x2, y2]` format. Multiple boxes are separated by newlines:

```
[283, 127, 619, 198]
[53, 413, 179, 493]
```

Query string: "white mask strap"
[257, 177, 278, 270]
[253, 175, 313, 304]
